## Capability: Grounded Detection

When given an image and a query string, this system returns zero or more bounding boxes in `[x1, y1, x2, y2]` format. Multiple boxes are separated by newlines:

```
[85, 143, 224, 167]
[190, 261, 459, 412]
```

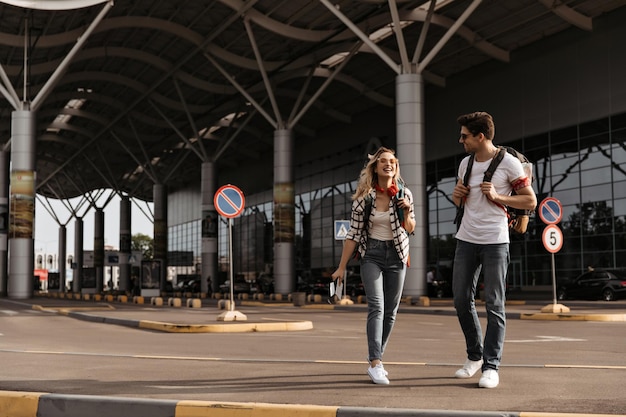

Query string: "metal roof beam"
[418, 0, 482, 73]
[319, 0, 400, 75]
[31, 0, 113, 111]
[243, 17, 283, 127]
[289, 40, 361, 129]
[538, 0, 592, 31]
[173, 77, 209, 162]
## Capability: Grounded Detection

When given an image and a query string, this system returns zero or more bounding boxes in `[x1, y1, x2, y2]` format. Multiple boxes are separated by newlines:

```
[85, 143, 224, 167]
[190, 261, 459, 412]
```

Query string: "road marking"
[507, 336, 586, 343]
[0, 310, 18, 316]
[2, 348, 624, 369]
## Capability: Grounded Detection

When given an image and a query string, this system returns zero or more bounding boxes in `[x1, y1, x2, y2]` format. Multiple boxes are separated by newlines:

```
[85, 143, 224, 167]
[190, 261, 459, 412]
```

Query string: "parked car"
[557, 269, 626, 301]
[219, 278, 251, 295]
[298, 276, 332, 295]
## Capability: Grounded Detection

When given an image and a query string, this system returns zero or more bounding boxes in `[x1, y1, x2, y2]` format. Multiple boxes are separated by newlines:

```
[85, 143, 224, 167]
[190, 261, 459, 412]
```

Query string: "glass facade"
[429, 113, 626, 287]
[178, 112, 626, 289]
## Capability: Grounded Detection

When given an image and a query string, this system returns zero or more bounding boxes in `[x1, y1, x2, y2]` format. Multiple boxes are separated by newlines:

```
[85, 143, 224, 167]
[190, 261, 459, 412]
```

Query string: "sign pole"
[538, 197, 569, 314]
[214, 184, 247, 322]
[550, 252, 557, 306]
[228, 218, 235, 312]
[333, 220, 353, 305]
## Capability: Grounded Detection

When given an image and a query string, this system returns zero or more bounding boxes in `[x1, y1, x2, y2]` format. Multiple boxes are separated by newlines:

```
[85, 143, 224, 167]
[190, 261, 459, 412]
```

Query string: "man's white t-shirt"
[455, 152, 526, 245]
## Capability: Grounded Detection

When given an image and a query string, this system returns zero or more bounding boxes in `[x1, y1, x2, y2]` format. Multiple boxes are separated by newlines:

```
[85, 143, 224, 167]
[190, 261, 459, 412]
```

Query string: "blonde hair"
[353, 146, 402, 200]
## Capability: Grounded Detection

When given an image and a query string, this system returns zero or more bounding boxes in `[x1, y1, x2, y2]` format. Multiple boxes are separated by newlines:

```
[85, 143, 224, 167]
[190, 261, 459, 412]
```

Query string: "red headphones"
[375, 182, 399, 197]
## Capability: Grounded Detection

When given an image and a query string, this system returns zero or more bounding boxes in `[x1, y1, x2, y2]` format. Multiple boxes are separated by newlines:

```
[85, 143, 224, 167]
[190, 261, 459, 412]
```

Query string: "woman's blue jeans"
[361, 238, 406, 362]
[452, 240, 509, 371]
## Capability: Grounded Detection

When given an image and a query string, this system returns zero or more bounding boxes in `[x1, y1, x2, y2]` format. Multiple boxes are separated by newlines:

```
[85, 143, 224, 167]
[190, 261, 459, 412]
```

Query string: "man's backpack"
[454, 146, 534, 234]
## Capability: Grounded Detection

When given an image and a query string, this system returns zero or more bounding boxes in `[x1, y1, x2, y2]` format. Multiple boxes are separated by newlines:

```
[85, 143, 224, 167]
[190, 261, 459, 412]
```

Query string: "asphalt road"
[0, 297, 625, 415]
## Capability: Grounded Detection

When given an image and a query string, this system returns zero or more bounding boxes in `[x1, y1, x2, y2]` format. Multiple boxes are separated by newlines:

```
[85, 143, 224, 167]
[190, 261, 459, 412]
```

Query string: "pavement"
[1, 292, 625, 417]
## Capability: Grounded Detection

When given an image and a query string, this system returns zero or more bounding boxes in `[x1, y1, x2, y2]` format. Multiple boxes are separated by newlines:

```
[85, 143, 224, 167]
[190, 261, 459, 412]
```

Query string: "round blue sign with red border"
[214, 184, 245, 218]
[538, 197, 562, 225]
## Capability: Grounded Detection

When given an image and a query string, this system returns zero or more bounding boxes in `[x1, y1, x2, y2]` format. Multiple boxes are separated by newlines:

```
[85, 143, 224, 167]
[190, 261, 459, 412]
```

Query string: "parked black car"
[219, 277, 251, 295]
[557, 269, 626, 301]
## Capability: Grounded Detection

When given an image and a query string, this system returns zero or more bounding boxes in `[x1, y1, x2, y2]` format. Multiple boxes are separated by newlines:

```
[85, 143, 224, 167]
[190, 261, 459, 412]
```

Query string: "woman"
[331, 147, 415, 385]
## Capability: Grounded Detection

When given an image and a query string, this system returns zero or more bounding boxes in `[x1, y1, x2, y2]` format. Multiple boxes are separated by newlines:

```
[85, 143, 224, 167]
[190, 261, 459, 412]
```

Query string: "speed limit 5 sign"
[542, 224, 563, 253]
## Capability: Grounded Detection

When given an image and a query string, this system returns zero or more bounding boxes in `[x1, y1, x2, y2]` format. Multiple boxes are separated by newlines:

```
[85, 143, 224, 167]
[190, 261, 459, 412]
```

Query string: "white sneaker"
[367, 363, 390, 385]
[478, 369, 499, 388]
[454, 358, 483, 378]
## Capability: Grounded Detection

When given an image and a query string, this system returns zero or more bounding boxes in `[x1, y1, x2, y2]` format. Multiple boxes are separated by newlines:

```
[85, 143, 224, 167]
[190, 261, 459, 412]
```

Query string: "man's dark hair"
[457, 111, 495, 140]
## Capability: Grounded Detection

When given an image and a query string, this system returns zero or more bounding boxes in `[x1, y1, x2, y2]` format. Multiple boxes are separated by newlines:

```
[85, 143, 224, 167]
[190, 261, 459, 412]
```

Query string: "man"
[451, 112, 536, 388]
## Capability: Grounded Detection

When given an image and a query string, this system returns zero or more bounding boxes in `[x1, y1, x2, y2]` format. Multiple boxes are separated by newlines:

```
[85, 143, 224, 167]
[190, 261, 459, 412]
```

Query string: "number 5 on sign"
[542, 224, 563, 253]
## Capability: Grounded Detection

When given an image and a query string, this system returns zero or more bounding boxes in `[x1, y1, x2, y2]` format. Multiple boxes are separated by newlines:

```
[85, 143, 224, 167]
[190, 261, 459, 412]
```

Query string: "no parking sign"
[214, 184, 245, 218]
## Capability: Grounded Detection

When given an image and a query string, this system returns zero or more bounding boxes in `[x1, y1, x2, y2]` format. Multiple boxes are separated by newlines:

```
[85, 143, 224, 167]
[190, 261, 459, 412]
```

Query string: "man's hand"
[452, 181, 470, 206]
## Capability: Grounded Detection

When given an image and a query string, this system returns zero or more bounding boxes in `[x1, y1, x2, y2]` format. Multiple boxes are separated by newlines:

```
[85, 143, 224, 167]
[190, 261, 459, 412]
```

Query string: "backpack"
[454, 146, 534, 234]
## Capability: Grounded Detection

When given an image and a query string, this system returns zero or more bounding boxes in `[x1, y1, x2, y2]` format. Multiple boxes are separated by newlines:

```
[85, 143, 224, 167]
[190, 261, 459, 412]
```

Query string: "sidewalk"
[27, 292, 626, 334]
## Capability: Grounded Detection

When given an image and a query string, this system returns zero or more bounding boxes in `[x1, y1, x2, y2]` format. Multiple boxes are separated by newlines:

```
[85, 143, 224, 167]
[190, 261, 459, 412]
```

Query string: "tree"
[132, 233, 153, 260]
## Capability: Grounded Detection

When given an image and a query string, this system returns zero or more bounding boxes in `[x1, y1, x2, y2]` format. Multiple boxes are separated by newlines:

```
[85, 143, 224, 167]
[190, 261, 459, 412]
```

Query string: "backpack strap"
[462, 154, 474, 187]
[482, 146, 506, 182]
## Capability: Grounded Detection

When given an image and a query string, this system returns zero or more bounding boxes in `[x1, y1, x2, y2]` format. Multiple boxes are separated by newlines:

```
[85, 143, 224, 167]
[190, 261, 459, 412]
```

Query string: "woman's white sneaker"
[454, 358, 483, 378]
[478, 369, 499, 388]
[367, 363, 390, 385]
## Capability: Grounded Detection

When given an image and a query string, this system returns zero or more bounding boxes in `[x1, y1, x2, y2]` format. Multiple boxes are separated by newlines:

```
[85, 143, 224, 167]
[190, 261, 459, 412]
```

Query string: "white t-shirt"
[455, 152, 526, 245]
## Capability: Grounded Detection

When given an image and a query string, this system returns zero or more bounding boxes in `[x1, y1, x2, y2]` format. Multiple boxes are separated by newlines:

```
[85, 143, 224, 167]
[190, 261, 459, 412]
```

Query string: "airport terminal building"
[170, 5, 626, 293]
[1, 1, 625, 298]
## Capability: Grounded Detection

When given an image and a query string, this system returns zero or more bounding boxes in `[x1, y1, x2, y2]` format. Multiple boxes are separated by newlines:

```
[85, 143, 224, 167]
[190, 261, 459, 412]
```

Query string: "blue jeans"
[361, 238, 406, 362]
[452, 240, 509, 371]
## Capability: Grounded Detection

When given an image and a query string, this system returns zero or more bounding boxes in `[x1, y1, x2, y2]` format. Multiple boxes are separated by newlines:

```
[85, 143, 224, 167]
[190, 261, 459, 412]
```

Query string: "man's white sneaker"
[478, 369, 499, 388]
[367, 363, 390, 385]
[454, 358, 483, 378]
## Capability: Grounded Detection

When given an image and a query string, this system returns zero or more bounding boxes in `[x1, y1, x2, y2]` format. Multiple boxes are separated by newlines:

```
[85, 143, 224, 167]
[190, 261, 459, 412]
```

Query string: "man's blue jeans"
[361, 238, 406, 362]
[453, 240, 509, 371]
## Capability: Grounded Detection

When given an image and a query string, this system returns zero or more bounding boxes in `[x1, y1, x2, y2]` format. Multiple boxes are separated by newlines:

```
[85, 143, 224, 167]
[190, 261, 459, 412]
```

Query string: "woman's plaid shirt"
[345, 188, 414, 265]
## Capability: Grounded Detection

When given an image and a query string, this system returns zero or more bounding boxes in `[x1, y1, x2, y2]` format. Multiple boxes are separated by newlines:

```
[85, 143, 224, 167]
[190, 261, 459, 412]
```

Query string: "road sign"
[538, 197, 562, 225]
[214, 184, 245, 218]
[542, 224, 563, 253]
[334, 220, 350, 240]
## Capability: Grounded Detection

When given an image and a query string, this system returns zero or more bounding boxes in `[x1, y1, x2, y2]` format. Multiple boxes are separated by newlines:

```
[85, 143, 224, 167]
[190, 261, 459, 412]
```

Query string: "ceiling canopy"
[0, 0, 624, 203]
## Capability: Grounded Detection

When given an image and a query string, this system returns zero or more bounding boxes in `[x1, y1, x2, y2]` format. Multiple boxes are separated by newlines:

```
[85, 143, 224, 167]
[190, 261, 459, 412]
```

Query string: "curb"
[1, 391, 623, 417]
[33, 305, 314, 333]
[520, 313, 626, 321]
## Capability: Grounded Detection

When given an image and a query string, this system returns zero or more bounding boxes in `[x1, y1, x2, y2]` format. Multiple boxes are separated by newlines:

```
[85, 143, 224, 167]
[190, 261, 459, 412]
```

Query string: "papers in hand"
[329, 280, 343, 304]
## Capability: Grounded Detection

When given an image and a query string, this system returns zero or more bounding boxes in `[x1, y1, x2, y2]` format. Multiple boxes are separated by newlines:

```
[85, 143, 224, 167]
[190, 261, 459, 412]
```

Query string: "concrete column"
[0, 150, 8, 297]
[273, 129, 295, 295]
[94, 208, 104, 292]
[8, 110, 36, 299]
[118, 196, 131, 292]
[396, 73, 427, 297]
[58, 226, 66, 292]
[153, 184, 167, 290]
[73, 218, 83, 293]
[200, 162, 218, 295]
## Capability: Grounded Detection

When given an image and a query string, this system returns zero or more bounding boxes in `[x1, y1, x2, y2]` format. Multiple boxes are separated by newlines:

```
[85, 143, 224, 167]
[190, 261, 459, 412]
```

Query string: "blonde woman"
[331, 147, 415, 385]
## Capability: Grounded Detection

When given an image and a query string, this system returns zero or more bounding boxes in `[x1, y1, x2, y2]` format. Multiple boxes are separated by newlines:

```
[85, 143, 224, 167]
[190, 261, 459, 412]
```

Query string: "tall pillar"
[94, 208, 104, 292]
[58, 226, 66, 292]
[8, 110, 36, 299]
[119, 196, 131, 293]
[200, 162, 218, 295]
[0, 150, 8, 297]
[273, 129, 295, 295]
[73, 218, 83, 293]
[153, 184, 167, 290]
[396, 73, 427, 297]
